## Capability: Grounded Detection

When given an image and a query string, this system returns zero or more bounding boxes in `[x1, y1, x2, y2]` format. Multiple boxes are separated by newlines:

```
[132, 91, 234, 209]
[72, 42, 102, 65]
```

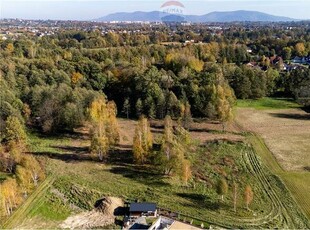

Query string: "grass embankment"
[4, 116, 309, 228]
[237, 97, 301, 110]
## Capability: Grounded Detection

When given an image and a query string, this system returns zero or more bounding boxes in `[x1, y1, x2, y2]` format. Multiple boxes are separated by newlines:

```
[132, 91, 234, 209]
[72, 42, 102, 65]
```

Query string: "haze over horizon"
[0, 0, 309, 21]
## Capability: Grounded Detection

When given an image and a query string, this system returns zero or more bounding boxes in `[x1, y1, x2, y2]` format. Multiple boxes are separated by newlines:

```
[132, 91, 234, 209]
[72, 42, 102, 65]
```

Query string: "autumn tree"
[71, 72, 83, 85]
[4, 116, 27, 144]
[106, 101, 120, 146]
[295, 42, 307, 56]
[20, 155, 45, 187]
[216, 178, 228, 201]
[158, 116, 192, 183]
[132, 116, 153, 164]
[0, 178, 22, 216]
[88, 96, 119, 161]
[182, 159, 192, 185]
[180, 101, 192, 130]
[16, 166, 33, 197]
[244, 185, 254, 210]
[216, 85, 234, 131]
[5, 43, 14, 54]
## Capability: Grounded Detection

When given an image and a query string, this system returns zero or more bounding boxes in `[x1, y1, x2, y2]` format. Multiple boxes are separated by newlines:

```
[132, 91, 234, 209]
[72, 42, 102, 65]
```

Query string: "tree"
[182, 159, 192, 185]
[216, 85, 234, 131]
[295, 42, 307, 56]
[157, 116, 192, 179]
[4, 116, 27, 144]
[133, 116, 153, 164]
[5, 43, 14, 54]
[88, 96, 119, 161]
[180, 101, 192, 130]
[282, 47, 292, 60]
[20, 155, 45, 187]
[16, 166, 33, 197]
[216, 178, 228, 201]
[244, 185, 254, 210]
[135, 99, 143, 118]
[106, 101, 120, 146]
[122, 98, 131, 119]
[0, 178, 22, 216]
[71, 72, 83, 85]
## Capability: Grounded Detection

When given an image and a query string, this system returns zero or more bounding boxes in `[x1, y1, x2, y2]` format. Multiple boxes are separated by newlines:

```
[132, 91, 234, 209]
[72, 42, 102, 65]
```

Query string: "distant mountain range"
[96, 10, 297, 22]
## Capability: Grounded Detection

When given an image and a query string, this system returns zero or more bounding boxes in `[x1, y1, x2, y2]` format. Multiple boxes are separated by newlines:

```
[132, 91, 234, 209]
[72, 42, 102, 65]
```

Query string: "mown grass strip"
[247, 133, 283, 174]
[246, 133, 310, 223]
[282, 172, 310, 219]
[3, 176, 55, 229]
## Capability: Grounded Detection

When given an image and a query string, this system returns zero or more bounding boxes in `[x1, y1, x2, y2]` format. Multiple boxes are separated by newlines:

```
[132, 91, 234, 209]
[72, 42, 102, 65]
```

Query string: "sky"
[0, 0, 309, 20]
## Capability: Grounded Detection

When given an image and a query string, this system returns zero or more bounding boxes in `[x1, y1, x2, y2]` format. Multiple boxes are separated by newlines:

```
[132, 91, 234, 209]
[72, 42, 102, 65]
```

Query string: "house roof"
[129, 203, 157, 212]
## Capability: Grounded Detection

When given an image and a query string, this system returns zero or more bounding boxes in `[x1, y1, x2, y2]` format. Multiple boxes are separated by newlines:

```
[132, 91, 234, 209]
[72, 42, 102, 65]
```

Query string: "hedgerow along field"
[2, 118, 309, 229]
[236, 98, 310, 220]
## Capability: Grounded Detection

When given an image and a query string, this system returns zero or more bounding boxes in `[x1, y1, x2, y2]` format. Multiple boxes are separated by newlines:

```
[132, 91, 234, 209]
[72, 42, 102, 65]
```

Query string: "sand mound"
[60, 197, 123, 229]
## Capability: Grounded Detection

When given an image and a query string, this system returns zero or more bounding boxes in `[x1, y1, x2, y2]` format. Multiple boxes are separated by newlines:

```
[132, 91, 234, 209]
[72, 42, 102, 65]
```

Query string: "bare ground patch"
[59, 197, 123, 229]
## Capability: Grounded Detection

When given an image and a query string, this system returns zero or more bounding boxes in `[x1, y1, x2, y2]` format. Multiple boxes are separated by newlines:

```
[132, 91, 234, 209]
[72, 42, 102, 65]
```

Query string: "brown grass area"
[236, 108, 310, 172]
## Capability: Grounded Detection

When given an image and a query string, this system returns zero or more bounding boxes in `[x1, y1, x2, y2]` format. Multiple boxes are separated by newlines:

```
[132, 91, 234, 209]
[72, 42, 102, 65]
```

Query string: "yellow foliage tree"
[89, 96, 120, 161]
[0, 178, 22, 216]
[16, 166, 33, 197]
[216, 85, 234, 131]
[5, 43, 14, 54]
[20, 155, 45, 187]
[188, 57, 204, 72]
[244, 185, 254, 210]
[182, 159, 192, 185]
[132, 116, 153, 164]
[71, 72, 83, 85]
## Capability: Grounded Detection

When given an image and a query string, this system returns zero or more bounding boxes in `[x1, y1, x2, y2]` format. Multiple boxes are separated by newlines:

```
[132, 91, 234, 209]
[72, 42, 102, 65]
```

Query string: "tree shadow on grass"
[30, 151, 96, 163]
[269, 113, 310, 120]
[301, 106, 310, 113]
[51, 145, 89, 154]
[109, 166, 169, 187]
[107, 147, 134, 164]
[176, 192, 220, 211]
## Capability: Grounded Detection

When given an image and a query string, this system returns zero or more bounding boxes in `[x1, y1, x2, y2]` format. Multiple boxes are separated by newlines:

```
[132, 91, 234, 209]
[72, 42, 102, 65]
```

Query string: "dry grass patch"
[236, 108, 310, 171]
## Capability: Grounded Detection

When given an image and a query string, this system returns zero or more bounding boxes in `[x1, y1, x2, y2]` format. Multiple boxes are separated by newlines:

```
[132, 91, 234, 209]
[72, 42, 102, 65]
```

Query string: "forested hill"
[97, 10, 296, 22]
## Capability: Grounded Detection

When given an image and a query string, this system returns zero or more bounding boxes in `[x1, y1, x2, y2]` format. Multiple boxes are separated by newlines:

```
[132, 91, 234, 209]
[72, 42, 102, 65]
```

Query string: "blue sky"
[0, 0, 309, 20]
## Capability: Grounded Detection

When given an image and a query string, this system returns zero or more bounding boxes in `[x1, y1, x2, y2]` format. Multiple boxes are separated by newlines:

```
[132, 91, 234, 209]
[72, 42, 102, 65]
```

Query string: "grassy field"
[236, 99, 310, 220]
[2, 118, 309, 229]
[236, 97, 301, 110]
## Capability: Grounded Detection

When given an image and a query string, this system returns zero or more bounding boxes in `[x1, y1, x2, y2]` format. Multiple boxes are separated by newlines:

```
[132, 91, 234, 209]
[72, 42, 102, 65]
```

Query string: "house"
[129, 202, 157, 217]
[291, 56, 310, 64]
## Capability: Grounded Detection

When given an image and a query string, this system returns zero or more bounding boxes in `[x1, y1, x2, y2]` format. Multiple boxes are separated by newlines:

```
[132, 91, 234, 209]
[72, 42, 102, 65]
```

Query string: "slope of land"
[2, 116, 309, 229]
[236, 98, 310, 219]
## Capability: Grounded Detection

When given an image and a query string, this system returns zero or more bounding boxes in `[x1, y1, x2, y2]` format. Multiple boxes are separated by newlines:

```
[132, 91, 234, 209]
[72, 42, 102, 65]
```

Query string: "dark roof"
[129, 203, 157, 212]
